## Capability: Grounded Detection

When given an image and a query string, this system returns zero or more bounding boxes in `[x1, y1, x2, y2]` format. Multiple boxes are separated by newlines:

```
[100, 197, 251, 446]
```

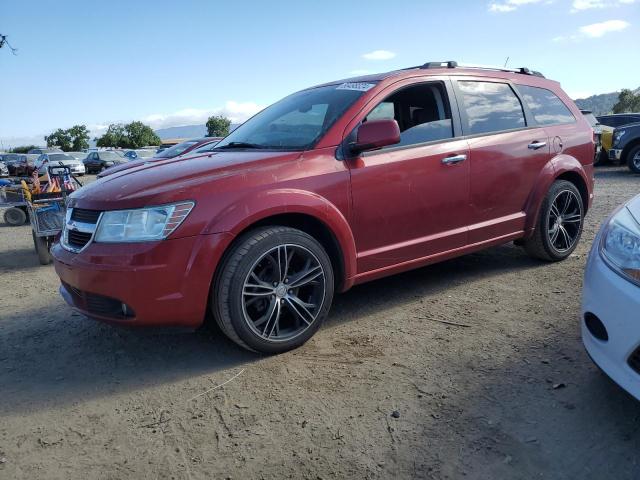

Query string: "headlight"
[94, 202, 194, 243]
[600, 207, 640, 286]
[613, 130, 626, 147]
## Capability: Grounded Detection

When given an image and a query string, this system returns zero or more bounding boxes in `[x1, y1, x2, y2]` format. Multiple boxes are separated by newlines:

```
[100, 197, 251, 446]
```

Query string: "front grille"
[628, 347, 640, 375]
[62, 282, 135, 319]
[71, 208, 101, 224]
[67, 229, 93, 249]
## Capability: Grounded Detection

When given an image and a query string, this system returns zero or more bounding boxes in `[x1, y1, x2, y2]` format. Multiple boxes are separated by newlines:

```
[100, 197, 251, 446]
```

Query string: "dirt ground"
[1, 166, 640, 480]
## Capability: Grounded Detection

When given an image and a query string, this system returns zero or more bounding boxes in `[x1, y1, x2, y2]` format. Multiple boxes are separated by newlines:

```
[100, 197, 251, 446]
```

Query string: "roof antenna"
[503, 56, 510, 68]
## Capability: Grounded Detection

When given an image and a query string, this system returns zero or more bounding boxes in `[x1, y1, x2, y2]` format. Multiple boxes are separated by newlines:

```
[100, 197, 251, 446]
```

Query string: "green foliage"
[44, 124, 90, 151]
[96, 122, 160, 149]
[206, 115, 231, 137]
[575, 87, 640, 116]
[612, 89, 640, 114]
[9, 145, 38, 153]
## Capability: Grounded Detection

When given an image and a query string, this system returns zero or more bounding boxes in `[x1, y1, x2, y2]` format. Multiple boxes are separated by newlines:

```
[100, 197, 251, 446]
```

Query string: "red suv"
[52, 61, 594, 353]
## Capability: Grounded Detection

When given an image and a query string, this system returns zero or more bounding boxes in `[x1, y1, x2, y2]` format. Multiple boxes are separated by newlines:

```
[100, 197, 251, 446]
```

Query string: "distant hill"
[574, 87, 640, 116]
[154, 123, 239, 140]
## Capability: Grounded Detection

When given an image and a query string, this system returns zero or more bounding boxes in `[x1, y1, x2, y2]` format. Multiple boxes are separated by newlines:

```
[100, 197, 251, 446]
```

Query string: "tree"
[206, 115, 231, 137]
[68, 124, 90, 151]
[45, 129, 72, 151]
[124, 121, 161, 148]
[44, 124, 90, 151]
[96, 122, 160, 149]
[96, 124, 126, 148]
[10, 145, 38, 154]
[613, 89, 640, 114]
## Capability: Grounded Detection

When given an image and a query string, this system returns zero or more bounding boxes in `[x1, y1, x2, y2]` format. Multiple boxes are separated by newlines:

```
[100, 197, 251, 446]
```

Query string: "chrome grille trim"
[61, 207, 102, 253]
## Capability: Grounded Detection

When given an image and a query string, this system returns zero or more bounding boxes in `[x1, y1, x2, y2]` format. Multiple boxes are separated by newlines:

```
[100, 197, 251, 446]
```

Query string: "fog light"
[584, 312, 608, 341]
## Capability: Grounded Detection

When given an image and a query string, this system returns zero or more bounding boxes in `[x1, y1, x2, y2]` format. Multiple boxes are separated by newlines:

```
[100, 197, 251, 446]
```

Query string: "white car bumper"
[581, 232, 640, 400]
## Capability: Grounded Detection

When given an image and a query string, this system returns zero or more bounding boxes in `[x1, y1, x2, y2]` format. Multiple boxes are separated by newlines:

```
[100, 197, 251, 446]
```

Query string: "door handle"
[441, 154, 467, 165]
[528, 141, 547, 150]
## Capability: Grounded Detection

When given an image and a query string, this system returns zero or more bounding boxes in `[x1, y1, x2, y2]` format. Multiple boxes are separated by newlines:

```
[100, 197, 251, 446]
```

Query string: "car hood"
[50, 159, 82, 166]
[627, 194, 640, 225]
[97, 156, 161, 177]
[68, 150, 302, 210]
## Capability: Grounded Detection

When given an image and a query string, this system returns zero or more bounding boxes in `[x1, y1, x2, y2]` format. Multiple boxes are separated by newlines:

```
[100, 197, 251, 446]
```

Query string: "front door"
[347, 80, 471, 274]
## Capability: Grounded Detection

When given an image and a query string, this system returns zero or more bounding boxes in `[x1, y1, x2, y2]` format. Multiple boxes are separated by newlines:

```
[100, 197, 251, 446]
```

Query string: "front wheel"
[32, 231, 53, 265]
[626, 145, 640, 174]
[524, 180, 584, 261]
[212, 226, 334, 354]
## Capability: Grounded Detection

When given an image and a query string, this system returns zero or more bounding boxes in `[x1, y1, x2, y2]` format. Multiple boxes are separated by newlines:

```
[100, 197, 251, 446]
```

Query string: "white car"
[582, 193, 640, 400]
[35, 152, 85, 176]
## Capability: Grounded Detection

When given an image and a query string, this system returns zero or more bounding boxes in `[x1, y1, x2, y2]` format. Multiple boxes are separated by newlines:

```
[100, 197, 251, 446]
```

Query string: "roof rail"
[419, 61, 544, 78]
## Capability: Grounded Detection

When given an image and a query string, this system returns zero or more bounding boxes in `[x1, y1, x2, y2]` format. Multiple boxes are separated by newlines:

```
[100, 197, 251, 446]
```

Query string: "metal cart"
[0, 180, 29, 225]
[26, 165, 82, 265]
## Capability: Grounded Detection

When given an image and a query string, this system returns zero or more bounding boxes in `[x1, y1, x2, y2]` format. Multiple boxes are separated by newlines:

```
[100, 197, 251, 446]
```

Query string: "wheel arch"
[523, 155, 592, 237]
[206, 189, 357, 292]
[621, 138, 640, 165]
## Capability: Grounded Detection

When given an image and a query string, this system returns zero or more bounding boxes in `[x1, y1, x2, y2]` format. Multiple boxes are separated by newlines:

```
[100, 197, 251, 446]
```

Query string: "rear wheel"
[212, 226, 334, 354]
[626, 145, 640, 174]
[4, 207, 27, 226]
[524, 180, 584, 261]
[32, 231, 53, 265]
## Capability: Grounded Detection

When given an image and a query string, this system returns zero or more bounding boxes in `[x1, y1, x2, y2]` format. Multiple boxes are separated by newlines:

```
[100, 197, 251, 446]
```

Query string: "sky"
[0, 0, 638, 149]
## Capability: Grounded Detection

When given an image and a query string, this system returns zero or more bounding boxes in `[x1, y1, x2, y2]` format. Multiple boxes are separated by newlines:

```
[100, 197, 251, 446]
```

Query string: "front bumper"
[581, 236, 640, 400]
[608, 149, 623, 161]
[52, 232, 233, 328]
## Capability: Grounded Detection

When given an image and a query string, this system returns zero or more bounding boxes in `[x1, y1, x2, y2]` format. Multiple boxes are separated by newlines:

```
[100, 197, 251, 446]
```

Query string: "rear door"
[453, 78, 550, 244]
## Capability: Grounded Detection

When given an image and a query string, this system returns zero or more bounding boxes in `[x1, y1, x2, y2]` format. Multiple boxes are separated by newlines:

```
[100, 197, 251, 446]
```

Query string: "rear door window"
[457, 81, 525, 135]
[517, 85, 575, 125]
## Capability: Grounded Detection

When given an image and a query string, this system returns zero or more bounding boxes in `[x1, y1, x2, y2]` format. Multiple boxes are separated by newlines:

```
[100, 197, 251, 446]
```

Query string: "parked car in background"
[581, 110, 606, 165]
[582, 193, 640, 400]
[123, 149, 156, 160]
[83, 151, 126, 174]
[190, 137, 223, 155]
[156, 139, 183, 154]
[35, 152, 86, 176]
[606, 122, 640, 173]
[1, 153, 37, 176]
[67, 151, 88, 162]
[597, 113, 640, 165]
[53, 61, 594, 353]
[97, 137, 222, 178]
[0, 160, 8, 177]
[27, 147, 62, 155]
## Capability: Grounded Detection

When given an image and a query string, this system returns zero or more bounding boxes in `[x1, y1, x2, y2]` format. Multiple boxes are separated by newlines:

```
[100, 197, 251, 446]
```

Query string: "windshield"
[155, 140, 200, 158]
[583, 113, 598, 127]
[101, 151, 122, 160]
[49, 154, 74, 162]
[214, 83, 374, 151]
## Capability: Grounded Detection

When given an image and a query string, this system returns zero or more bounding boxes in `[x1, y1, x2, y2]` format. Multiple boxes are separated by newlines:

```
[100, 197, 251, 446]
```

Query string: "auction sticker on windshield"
[336, 82, 376, 92]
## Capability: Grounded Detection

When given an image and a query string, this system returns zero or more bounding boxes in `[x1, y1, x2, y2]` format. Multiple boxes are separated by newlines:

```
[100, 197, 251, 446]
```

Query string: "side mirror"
[351, 119, 400, 154]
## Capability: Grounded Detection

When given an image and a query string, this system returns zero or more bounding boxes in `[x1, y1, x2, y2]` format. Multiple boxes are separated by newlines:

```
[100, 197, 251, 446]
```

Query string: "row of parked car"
[583, 112, 640, 172]
[0, 137, 222, 179]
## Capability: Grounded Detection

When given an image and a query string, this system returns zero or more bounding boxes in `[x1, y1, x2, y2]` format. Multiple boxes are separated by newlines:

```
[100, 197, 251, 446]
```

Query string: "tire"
[626, 145, 640, 174]
[4, 207, 27, 226]
[212, 226, 334, 354]
[524, 180, 584, 262]
[594, 149, 608, 167]
[32, 231, 53, 265]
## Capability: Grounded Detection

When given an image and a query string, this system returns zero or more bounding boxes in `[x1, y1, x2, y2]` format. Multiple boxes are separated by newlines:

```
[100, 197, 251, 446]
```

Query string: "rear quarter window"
[517, 85, 575, 126]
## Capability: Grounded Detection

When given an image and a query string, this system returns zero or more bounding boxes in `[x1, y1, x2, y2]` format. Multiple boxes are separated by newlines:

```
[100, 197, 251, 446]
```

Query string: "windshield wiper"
[215, 141, 265, 150]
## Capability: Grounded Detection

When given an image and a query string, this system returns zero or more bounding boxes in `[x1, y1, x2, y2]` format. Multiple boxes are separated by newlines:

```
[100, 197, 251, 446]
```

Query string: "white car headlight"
[600, 207, 640, 286]
[94, 202, 194, 243]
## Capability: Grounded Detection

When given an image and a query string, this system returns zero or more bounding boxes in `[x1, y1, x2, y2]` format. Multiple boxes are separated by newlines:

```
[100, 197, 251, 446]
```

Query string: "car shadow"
[1, 243, 545, 415]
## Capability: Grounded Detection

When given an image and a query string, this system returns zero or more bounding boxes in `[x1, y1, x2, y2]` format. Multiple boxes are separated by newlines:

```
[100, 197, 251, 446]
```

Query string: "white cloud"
[571, 0, 636, 11]
[580, 19, 630, 37]
[362, 50, 396, 61]
[489, 0, 547, 12]
[141, 101, 264, 130]
[553, 19, 630, 41]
